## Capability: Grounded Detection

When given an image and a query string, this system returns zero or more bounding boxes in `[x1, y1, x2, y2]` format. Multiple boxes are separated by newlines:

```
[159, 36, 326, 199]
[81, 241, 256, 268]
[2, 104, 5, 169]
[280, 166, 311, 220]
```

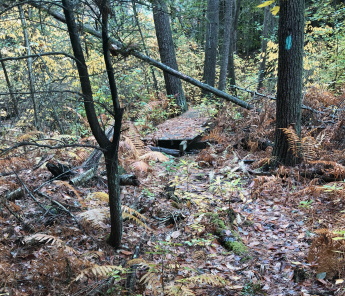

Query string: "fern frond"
[281, 127, 301, 157]
[119, 136, 140, 159]
[202, 126, 225, 144]
[122, 212, 152, 231]
[301, 136, 318, 162]
[140, 270, 161, 288]
[177, 274, 228, 287]
[122, 205, 152, 231]
[88, 191, 109, 202]
[74, 265, 124, 281]
[139, 151, 169, 162]
[166, 285, 195, 296]
[127, 258, 147, 266]
[23, 234, 63, 247]
[130, 160, 149, 174]
[78, 208, 109, 227]
[122, 205, 147, 221]
[123, 121, 148, 155]
[17, 130, 44, 142]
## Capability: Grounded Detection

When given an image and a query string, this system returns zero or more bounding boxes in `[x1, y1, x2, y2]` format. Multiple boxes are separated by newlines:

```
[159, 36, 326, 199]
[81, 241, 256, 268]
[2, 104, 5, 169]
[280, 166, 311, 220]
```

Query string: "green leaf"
[316, 272, 327, 280]
[257, 0, 275, 8]
[332, 237, 345, 241]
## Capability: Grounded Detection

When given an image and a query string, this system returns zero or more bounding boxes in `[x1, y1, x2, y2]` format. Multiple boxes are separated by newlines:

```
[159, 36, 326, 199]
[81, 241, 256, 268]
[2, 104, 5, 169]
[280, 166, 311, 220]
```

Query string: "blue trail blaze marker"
[285, 35, 292, 50]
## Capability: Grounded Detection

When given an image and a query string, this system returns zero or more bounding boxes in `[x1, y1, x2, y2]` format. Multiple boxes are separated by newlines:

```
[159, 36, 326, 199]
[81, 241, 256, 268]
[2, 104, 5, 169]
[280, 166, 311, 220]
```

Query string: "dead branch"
[0, 140, 102, 157]
[5, 187, 24, 201]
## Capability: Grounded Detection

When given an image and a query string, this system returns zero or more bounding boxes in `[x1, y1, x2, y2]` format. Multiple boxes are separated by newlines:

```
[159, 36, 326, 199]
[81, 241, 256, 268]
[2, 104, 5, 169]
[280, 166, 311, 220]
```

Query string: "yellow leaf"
[257, 0, 275, 8]
[271, 6, 280, 15]
[336, 279, 344, 285]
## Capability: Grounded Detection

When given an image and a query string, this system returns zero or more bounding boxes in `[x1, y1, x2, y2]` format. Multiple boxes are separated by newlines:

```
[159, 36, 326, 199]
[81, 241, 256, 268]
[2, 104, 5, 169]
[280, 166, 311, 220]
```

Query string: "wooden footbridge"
[143, 108, 212, 155]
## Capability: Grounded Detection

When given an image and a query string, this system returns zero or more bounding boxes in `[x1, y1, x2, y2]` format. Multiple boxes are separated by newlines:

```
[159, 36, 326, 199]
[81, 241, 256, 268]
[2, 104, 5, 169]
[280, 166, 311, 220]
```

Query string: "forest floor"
[1, 92, 345, 296]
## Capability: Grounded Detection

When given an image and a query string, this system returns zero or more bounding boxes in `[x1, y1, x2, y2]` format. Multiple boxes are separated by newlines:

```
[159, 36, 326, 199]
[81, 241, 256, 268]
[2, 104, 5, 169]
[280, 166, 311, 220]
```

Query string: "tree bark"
[131, 0, 159, 95]
[99, 0, 124, 248]
[0, 51, 18, 117]
[227, 0, 240, 91]
[257, 5, 276, 91]
[152, 0, 187, 112]
[203, 0, 219, 92]
[62, 0, 123, 248]
[273, 0, 305, 166]
[19, 5, 39, 129]
[218, 0, 234, 91]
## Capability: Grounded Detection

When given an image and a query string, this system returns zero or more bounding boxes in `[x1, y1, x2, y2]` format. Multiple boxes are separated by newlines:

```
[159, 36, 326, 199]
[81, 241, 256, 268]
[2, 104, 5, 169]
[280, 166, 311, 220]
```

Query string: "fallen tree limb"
[6, 187, 24, 201]
[27, 1, 253, 110]
[231, 85, 328, 114]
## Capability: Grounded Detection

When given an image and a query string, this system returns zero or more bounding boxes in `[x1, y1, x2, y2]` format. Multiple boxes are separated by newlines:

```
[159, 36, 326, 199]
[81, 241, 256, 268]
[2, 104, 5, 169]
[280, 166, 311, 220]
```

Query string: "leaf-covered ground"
[1, 89, 345, 295]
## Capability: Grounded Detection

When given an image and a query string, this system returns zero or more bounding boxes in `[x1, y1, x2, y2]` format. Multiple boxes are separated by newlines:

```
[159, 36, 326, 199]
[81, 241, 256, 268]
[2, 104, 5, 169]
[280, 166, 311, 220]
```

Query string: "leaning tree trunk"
[152, 0, 187, 112]
[62, 0, 123, 248]
[203, 0, 219, 93]
[273, 0, 305, 166]
[28, 0, 253, 110]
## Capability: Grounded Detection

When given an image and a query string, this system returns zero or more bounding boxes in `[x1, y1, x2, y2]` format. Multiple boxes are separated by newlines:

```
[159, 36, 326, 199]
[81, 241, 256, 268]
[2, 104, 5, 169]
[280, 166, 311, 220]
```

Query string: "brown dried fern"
[281, 127, 301, 158]
[122, 121, 148, 156]
[77, 208, 109, 228]
[281, 127, 321, 162]
[166, 285, 195, 296]
[308, 229, 345, 279]
[139, 151, 169, 162]
[23, 234, 64, 247]
[202, 127, 225, 144]
[74, 265, 125, 281]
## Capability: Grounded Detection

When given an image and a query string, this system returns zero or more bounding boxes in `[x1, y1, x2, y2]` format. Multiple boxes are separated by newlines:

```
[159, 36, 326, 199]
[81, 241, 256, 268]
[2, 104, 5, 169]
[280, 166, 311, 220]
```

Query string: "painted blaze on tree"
[273, 0, 305, 166]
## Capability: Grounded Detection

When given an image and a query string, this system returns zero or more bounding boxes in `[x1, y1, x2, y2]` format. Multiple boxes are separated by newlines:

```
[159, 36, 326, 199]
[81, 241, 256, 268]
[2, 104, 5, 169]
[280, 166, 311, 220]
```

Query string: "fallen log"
[71, 167, 140, 186]
[149, 146, 180, 157]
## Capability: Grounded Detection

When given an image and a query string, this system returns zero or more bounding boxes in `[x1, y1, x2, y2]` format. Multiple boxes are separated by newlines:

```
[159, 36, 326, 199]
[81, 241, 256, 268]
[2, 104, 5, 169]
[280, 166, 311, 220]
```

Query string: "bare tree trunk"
[203, 0, 219, 92]
[131, 0, 159, 95]
[152, 0, 187, 112]
[19, 5, 39, 129]
[27, 0, 253, 110]
[257, 6, 276, 91]
[273, 0, 305, 166]
[62, 0, 123, 248]
[218, 0, 234, 91]
[227, 0, 241, 92]
[0, 51, 18, 117]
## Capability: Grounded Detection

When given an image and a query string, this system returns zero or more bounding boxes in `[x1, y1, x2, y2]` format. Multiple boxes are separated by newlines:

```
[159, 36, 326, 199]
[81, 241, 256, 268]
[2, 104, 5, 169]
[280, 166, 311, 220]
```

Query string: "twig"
[1, 140, 103, 157]
[37, 191, 82, 228]
[12, 169, 47, 211]
[2, 202, 34, 232]
[231, 84, 326, 114]
[126, 244, 141, 295]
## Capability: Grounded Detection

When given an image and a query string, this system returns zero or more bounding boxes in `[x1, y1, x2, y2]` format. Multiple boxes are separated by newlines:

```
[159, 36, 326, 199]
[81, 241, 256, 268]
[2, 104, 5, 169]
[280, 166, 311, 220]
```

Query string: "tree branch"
[27, 0, 254, 110]
[0, 140, 104, 157]
[0, 52, 81, 64]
